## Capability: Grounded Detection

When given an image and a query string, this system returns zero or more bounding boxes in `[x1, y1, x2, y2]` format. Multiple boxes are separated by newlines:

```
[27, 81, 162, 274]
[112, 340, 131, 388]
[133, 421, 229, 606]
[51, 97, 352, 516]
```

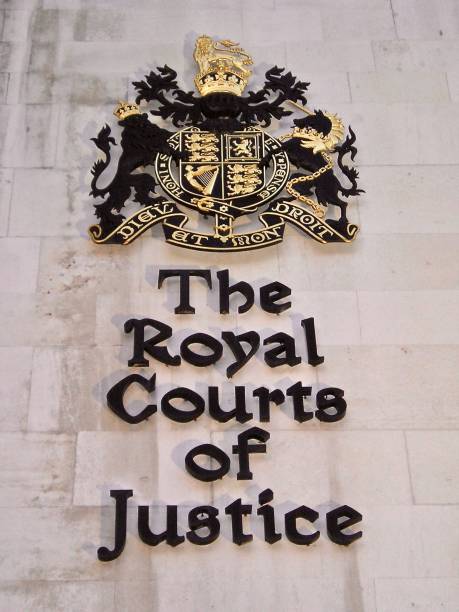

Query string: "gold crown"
[194, 35, 253, 97]
[113, 100, 140, 121]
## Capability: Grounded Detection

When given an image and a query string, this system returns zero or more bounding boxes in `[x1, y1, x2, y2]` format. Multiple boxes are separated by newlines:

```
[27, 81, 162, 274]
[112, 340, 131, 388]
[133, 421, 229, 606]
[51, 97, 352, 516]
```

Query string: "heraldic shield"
[88, 35, 362, 252]
[154, 126, 290, 246]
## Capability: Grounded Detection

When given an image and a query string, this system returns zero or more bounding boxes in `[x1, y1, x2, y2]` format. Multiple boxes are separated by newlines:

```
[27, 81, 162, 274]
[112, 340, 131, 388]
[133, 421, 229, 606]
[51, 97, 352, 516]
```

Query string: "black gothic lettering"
[252, 387, 285, 422]
[138, 504, 184, 547]
[259, 281, 292, 314]
[315, 387, 347, 422]
[217, 269, 254, 314]
[263, 332, 301, 368]
[124, 318, 180, 367]
[187, 506, 220, 545]
[97, 489, 133, 562]
[161, 387, 205, 423]
[106, 373, 157, 425]
[232, 426, 270, 480]
[301, 317, 324, 367]
[284, 505, 320, 546]
[225, 498, 253, 545]
[222, 330, 260, 378]
[180, 332, 223, 367]
[157, 269, 212, 314]
[96, 491, 363, 555]
[326, 505, 362, 545]
[257, 489, 282, 544]
[208, 386, 252, 423]
[286, 382, 313, 423]
[185, 443, 230, 482]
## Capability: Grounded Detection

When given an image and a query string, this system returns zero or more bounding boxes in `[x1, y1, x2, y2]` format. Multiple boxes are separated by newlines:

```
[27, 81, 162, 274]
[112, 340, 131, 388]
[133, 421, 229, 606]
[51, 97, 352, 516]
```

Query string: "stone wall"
[0, 0, 458, 610]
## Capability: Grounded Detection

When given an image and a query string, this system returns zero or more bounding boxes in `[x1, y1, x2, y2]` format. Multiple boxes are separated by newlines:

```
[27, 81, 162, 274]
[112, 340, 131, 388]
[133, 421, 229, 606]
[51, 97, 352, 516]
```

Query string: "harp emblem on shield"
[185, 164, 219, 195]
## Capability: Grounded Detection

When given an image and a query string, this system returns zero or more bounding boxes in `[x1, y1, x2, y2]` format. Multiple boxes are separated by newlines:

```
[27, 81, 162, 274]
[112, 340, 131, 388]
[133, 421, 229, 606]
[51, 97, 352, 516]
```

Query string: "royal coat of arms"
[88, 36, 363, 251]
